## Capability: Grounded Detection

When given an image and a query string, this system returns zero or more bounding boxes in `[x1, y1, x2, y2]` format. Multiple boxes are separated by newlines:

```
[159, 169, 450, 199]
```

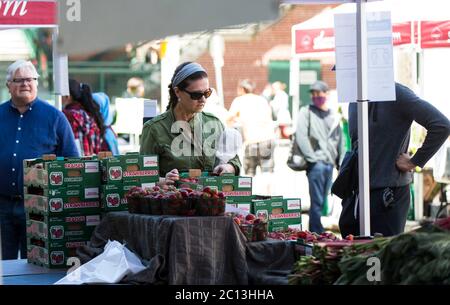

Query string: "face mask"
[312, 96, 326, 108]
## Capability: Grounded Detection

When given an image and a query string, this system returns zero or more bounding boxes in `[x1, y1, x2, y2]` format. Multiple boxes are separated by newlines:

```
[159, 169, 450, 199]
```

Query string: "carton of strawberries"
[226, 212, 268, 242]
[125, 185, 226, 216]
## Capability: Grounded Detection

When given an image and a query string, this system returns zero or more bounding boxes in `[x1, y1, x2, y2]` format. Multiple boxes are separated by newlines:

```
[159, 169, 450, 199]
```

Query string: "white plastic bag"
[55, 240, 146, 285]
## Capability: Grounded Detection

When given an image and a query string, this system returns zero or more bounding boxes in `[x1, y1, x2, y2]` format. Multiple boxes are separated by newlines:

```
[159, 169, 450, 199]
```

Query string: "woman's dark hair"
[68, 78, 106, 135]
[167, 62, 208, 111]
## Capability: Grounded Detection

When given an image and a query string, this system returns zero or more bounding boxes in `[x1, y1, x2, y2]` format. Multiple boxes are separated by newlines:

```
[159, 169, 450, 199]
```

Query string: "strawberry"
[179, 190, 189, 198]
[202, 187, 212, 194]
[168, 194, 177, 200]
[297, 231, 308, 239]
[218, 192, 225, 199]
[245, 214, 257, 221]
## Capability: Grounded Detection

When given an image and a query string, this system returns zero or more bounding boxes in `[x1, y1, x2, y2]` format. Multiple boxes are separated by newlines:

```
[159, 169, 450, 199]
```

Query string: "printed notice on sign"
[334, 11, 396, 103]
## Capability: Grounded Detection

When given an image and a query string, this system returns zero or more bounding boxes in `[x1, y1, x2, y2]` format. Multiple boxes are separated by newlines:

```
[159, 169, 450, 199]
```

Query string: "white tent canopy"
[294, 0, 450, 29]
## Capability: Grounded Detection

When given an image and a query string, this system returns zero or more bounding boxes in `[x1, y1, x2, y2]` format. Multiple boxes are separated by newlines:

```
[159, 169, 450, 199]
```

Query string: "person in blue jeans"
[296, 81, 345, 233]
[0, 60, 79, 260]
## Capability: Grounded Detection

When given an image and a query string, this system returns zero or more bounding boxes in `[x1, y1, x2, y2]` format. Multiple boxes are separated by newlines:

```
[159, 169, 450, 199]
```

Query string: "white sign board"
[53, 53, 69, 96]
[334, 11, 396, 103]
[113, 98, 145, 135]
[144, 99, 158, 119]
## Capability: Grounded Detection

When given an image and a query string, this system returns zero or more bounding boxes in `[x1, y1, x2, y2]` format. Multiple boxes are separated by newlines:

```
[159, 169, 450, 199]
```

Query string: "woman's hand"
[159, 169, 179, 186]
[213, 164, 235, 176]
[396, 153, 416, 172]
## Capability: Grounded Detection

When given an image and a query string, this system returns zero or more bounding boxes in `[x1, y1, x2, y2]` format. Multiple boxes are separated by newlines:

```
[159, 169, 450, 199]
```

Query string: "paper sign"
[113, 98, 145, 134]
[53, 54, 69, 96]
[334, 11, 396, 103]
[143, 100, 158, 118]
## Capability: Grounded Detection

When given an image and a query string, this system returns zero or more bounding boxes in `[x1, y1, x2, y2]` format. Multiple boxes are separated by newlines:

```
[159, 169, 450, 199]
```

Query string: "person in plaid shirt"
[63, 79, 105, 156]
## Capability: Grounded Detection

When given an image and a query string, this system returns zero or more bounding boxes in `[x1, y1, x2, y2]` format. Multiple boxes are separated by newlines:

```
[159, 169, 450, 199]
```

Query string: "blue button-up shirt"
[0, 98, 80, 197]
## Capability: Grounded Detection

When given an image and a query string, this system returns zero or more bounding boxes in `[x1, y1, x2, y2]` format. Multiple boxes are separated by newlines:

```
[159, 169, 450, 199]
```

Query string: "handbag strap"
[307, 105, 311, 138]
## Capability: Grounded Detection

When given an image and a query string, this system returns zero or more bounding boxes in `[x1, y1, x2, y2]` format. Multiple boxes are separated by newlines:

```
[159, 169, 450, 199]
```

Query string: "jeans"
[0, 198, 27, 260]
[307, 161, 334, 234]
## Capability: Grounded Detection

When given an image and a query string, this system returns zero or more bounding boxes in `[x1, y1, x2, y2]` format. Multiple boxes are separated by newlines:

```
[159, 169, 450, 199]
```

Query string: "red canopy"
[0, 0, 57, 28]
[294, 20, 450, 55]
[421, 21, 450, 48]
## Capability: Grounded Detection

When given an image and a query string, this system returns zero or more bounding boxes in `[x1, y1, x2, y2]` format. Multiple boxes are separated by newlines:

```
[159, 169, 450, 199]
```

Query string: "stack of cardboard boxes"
[100, 152, 159, 212]
[23, 156, 102, 268]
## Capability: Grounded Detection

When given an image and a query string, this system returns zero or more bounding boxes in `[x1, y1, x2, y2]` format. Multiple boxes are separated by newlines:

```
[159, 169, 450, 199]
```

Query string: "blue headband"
[172, 63, 206, 88]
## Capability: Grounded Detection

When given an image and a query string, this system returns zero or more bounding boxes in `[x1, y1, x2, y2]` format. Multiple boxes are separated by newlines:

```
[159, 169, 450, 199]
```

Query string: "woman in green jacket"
[140, 62, 241, 186]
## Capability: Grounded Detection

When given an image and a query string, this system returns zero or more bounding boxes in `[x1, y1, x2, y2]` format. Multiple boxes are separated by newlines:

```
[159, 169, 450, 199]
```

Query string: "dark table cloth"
[77, 212, 296, 285]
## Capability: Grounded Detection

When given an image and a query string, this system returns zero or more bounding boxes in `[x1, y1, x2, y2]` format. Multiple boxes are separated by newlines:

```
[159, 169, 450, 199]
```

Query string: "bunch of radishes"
[268, 229, 339, 243]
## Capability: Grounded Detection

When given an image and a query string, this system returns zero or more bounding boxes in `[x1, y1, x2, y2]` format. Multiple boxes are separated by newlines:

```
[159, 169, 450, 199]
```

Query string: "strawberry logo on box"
[50, 226, 64, 239]
[49, 172, 63, 186]
[51, 251, 64, 265]
[49, 198, 63, 212]
[109, 167, 122, 181]
[257, 210, 268, 222]
[106, 193, 120, 207]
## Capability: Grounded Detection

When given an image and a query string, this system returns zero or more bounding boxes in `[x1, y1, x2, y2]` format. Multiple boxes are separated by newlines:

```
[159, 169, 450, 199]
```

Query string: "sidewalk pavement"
[244, 139, 342, 232]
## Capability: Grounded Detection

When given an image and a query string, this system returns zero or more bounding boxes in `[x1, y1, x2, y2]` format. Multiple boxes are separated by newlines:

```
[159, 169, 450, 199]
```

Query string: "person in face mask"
[294, 80, 345, 233]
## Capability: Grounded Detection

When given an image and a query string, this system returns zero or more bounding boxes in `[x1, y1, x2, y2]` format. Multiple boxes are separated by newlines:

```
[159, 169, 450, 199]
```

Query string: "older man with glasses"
[0, 60, 79, 260]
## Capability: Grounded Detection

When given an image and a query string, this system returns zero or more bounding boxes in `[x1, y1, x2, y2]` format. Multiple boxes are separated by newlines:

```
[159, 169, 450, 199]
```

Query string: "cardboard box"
[100, 179, 158, 211]
[26, 213, 100, 241]
[23, 157, 101, 189]
[27, 238, 89, 269]
[101, 153, 159, 184]
[177, 172, 252, 199]
[252, 198, 302, 232]
[200, 175, 252, 198]
[24, 186, 101, 215]
[225, 197, 253, 214]
[269, 219, 303, 232]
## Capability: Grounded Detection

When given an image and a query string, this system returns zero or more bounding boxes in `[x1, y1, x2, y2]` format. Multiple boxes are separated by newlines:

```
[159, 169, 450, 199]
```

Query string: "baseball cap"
[309, 80, 329, 93]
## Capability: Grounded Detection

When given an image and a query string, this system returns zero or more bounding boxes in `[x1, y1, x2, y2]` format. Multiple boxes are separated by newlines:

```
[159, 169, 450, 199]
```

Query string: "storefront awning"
[0, 0, 57, 28]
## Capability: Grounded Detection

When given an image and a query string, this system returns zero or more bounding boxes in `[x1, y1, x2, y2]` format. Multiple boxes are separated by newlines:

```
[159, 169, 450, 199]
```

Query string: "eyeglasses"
[11, 78, 37, 84]
[182, 88, 212, 100]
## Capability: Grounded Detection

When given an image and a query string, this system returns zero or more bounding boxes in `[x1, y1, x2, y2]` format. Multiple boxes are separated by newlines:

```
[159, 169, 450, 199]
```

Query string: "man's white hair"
[6, 60, 40, 82]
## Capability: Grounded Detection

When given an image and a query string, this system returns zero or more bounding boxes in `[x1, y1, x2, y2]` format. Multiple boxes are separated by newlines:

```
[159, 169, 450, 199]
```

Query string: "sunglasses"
[182, 88, 212, 100]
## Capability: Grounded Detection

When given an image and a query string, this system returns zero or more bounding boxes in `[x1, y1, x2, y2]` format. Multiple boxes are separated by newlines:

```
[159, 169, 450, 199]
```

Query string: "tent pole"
[356, 0, 371, 236]
[52, 27, 69, 111]
[290, 56, 300, 127]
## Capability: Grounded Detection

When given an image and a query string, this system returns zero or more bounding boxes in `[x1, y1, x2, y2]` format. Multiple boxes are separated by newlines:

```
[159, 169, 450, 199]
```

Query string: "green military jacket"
[140, 110, 241, 177]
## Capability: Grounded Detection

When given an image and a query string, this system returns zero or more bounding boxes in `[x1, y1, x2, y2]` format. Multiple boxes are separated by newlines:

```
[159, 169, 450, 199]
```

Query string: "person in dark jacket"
[340, 82, 450, 237]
